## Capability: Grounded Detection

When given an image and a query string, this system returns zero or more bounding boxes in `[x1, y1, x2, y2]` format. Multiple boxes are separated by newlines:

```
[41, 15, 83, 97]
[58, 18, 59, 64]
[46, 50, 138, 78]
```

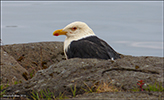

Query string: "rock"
[2, 56, 163, 99]
[1, 98, 14, 100]
[2, 42, 65, 79]
[65, 92, 163, 100]
[0, 47, 29, 85]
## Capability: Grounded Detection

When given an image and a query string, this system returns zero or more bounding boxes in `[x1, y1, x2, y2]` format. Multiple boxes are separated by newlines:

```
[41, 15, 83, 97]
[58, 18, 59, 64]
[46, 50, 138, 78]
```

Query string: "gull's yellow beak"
[53, 29, 67, 36]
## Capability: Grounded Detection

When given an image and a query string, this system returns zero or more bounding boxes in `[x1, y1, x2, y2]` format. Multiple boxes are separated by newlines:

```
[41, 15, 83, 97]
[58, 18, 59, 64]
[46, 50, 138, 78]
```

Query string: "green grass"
[132, 82, 164, 92]
[145, 82, 164, 92]
[30, 89, 68, 100]
[0, 85, 6, 97]
[30, 70, 35, 78]
[31, 89, 55, 100]
[0, 80, 23, 98]
[0, 82, 10, 97]
[57, 92, 68, 100]
[70, 84, 77, 97]
[131, 86, 140, 92]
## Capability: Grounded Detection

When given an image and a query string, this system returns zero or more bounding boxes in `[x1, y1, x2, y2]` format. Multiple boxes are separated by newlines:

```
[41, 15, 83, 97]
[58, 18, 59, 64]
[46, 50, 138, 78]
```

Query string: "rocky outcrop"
[2, 55, 164, 99]
[65, 92, 163, 100]
[0, 48, 28, 85]
[1, 42, 163, 99]
[2, 42, 65, 79]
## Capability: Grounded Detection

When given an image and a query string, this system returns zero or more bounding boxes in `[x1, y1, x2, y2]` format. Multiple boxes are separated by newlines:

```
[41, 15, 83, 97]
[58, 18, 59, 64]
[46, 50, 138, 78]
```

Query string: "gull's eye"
[71, 27, 77, 31]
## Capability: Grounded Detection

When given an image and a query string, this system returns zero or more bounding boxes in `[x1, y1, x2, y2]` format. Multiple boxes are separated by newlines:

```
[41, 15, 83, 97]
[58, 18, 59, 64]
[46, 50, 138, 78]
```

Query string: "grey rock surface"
[0, 47, 29, 85]
[2, 42, 65, 79]
[1, 42, 163, 99]
[65, 92, 163, 100]
[3, 56, 164, 99]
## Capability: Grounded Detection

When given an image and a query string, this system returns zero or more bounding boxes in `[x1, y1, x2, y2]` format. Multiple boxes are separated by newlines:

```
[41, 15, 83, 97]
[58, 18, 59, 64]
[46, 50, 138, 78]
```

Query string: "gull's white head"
[53, 21, 95, 40]
[53, 21, 96, 58]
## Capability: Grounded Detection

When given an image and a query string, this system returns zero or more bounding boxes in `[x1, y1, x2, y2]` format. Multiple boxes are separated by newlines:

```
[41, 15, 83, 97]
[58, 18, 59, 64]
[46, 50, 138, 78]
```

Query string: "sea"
[1, 1, 163, 57]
